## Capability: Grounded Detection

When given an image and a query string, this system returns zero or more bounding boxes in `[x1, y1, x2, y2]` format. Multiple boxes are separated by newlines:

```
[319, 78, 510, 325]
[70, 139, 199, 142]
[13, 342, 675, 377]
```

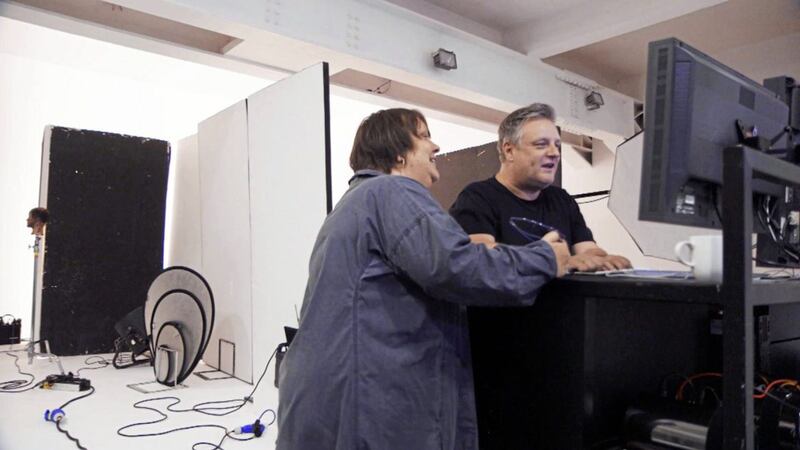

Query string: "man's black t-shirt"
[450, 176, 596, 448]
[449, 177, 594, 247]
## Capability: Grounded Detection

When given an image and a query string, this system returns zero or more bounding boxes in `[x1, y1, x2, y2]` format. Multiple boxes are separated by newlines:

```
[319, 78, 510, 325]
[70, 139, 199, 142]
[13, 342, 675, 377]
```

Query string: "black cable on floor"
[56, 419, 88, 450]
[48, 386, 96, 449]
[190, 348, 278, 417]
[192, 429, 255, 450]
[0, 351, 41, 392]
[2, 350, 97, 448]
[118, 347, 280, 449]
[59, 386, 96, 410]
[117, 396, 231, 438]
[74, 356, 110, 377]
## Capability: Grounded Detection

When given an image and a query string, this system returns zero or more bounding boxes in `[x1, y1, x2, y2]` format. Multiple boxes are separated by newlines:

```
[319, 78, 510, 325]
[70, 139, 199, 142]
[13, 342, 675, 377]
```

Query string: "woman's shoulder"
[351, 174, 435, 207]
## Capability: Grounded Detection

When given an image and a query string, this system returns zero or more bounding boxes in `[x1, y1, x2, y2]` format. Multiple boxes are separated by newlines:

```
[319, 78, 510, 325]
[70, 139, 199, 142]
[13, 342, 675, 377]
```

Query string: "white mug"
[674, 235, 723, 282]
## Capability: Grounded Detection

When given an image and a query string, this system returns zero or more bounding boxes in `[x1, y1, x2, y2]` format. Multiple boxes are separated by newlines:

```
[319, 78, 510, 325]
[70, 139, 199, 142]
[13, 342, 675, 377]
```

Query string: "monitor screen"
[639, 38, 790, 229]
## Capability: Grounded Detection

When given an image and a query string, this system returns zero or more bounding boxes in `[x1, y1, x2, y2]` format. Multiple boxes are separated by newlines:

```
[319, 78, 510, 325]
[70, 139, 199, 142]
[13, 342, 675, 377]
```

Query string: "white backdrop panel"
[247, 63, 330, 388]
[198, 101, 253, 382]
[166, 134, 202, 269]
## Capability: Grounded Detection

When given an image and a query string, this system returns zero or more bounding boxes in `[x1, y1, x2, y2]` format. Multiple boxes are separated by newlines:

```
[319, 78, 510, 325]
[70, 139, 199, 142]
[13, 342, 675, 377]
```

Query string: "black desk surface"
[550, 274, 722, 302]
[549, 274, 800, 305]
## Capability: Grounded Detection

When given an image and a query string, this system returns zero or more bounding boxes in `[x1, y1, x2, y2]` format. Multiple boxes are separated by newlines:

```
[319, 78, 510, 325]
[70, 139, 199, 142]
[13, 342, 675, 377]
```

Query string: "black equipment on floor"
[112, 306, 150, 369]
[0, 315, 21, 345]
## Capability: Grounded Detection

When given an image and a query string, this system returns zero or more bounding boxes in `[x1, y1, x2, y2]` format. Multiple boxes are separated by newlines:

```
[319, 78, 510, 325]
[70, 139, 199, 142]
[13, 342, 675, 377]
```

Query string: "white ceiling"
[387, 0, 800, 100]
[411, 0, 592, 30]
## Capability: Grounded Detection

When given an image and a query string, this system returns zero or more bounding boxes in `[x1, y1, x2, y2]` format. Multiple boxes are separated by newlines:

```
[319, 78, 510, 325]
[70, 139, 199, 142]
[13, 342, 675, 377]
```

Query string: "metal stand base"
[194, 338, 235, 381]
[25, 339, 65, 375]
[127, 380, 187, 394]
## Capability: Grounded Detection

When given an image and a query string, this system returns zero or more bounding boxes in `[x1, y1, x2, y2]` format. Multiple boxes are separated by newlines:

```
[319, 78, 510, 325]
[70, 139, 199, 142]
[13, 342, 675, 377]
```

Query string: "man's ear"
[501, 140, 515, 161]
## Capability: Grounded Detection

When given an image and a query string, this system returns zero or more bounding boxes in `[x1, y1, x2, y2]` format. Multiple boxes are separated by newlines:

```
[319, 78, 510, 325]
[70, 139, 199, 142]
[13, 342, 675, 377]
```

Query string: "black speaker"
[0, 315, 21, 345]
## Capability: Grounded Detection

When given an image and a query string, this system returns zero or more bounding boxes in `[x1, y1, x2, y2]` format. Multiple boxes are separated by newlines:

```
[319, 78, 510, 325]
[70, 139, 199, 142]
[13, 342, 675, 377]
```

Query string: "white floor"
[0, 345, 279, 450]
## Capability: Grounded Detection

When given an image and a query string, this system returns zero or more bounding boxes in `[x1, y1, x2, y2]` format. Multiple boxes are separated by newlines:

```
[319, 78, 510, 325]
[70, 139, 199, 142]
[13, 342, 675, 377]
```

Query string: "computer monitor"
[639, 38, 791, 229]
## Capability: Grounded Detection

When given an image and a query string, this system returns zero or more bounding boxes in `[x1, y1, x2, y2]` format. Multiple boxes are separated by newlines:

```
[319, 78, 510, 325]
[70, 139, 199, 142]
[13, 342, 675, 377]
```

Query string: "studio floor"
[0, 344, 279, 450]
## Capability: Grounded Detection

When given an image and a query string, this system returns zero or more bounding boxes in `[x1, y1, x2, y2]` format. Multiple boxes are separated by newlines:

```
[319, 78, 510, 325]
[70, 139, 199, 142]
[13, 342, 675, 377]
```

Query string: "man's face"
[503, 119, 561, 190]
[27, 212, 44, 235]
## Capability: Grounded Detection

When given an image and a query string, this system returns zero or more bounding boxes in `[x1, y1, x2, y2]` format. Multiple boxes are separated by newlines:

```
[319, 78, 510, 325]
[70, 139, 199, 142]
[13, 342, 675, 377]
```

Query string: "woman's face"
[393, 121, 440, 189]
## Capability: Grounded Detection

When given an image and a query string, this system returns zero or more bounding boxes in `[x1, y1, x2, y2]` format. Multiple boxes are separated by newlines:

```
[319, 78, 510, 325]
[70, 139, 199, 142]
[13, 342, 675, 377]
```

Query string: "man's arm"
[571, 241, 631, 271]
[472, 231, 631, 271]
[471, 236, 631, 271]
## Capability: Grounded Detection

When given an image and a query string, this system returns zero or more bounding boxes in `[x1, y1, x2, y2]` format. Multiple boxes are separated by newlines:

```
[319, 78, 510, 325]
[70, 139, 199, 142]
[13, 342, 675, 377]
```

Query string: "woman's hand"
[542, 231, 570, 277]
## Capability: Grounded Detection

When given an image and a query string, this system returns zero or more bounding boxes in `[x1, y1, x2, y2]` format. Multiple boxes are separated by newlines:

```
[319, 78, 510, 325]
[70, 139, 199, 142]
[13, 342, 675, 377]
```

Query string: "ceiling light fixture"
[557, 73, 604, 111]
[432, 48, 457, 70]
[584, 91, 604, 111]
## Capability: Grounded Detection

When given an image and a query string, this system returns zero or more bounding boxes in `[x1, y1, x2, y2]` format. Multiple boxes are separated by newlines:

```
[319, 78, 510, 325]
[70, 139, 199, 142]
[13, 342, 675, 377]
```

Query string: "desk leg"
[722, 147, 755, 450]
[722, 299, 754, 450]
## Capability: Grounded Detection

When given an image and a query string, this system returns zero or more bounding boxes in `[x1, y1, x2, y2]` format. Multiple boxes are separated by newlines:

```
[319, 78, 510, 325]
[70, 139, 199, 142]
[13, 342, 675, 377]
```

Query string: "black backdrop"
[40, 127, 169, 355]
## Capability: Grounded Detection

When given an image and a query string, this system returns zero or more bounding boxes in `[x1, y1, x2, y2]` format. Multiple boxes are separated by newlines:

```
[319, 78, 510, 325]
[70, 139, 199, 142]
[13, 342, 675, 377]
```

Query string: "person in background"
[27, 207, 49, 237]
[276, 108, 570, 450]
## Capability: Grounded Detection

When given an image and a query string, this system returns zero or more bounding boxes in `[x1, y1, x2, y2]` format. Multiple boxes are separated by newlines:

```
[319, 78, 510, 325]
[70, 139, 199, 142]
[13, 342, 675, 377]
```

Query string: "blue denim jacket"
[277, 170, 556, 450]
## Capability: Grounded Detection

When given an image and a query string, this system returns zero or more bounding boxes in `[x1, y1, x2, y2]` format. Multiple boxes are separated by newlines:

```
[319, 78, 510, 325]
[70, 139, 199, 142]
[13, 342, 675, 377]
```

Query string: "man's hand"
[570, 242, 632, 272]
[542, 231, 570, 277]
[565, 253, 607, 273]
[600, 254, 632, 270]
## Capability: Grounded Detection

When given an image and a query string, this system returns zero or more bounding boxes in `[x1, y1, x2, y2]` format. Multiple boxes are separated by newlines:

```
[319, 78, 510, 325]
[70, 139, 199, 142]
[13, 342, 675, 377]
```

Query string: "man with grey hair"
[450, 102, 630, 271]
[449, 103, 630, 448]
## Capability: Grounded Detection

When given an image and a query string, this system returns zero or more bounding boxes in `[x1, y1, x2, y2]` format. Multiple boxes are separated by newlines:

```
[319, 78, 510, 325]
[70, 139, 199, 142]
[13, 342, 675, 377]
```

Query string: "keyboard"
[570, 268, 693, 279]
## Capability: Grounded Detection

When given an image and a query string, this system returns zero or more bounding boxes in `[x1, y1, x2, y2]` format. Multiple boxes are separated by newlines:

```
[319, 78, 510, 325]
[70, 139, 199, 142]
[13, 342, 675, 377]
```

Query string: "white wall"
[0, 17, 270, 334]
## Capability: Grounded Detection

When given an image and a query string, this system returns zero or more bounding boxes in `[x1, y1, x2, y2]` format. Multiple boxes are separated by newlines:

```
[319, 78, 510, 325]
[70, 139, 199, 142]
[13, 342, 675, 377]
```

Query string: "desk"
[469, 275, 800, 450]
[0, 348, 280, 450]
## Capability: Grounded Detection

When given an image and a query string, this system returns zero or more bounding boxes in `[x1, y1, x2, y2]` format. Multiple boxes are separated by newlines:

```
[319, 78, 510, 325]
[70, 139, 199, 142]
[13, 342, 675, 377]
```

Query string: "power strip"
[41, 373, 92, 392]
